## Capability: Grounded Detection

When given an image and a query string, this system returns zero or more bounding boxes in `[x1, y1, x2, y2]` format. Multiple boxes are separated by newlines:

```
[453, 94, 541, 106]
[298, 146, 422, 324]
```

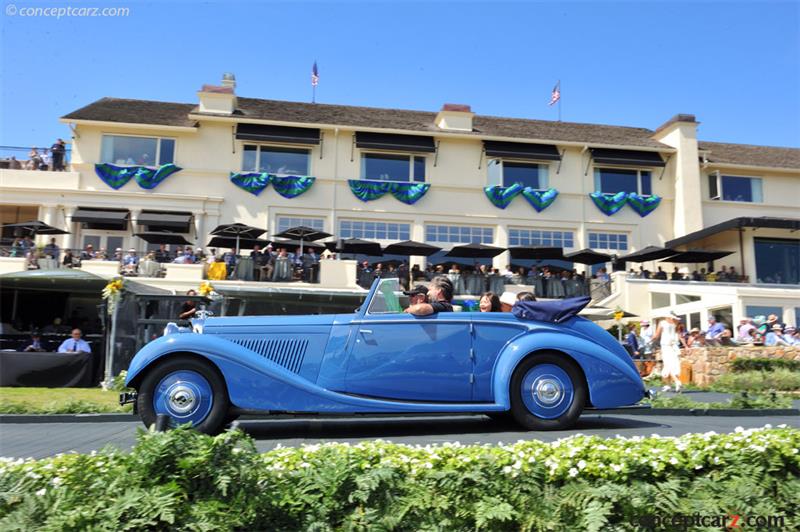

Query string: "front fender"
[492, 330, 644, 409]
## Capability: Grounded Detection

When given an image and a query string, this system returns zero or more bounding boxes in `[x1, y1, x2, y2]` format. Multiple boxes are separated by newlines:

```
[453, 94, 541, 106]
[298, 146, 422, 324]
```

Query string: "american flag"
[311, 61, 319, 87]
[548, 81, 560, 106]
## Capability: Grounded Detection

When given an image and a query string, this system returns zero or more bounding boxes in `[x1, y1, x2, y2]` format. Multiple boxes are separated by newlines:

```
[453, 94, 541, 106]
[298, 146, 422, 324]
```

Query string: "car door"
[344, 281, 473, 402]
[470, 312, 531, 401]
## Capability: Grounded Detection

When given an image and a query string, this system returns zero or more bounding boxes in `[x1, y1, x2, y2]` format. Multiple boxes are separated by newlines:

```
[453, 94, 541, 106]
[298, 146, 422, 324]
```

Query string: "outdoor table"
[235, 257, 254, 281]
[0, 351, 95, 387]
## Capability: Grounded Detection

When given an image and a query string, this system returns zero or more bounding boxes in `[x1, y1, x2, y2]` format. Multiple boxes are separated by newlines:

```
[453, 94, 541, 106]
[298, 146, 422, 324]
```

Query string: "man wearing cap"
[23, 331, 46, 352]
[785, 326, 799, 346]
[405, 276, 453, 316]
[121, 248, 139, 275]
[403, 284, 428, 307]
[704, 316, 725, 346]
[764, 324, 790, 347]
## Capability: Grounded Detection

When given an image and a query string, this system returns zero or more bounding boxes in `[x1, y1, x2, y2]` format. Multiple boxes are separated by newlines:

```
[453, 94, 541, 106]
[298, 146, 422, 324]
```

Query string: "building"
[1, 73, 798, 326]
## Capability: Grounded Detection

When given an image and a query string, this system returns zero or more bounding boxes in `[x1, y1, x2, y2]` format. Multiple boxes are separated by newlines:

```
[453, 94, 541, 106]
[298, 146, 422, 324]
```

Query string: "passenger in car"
[403, 284, 429, 306]
[405, 276, 453, 315]
[479, 292, 501, 312]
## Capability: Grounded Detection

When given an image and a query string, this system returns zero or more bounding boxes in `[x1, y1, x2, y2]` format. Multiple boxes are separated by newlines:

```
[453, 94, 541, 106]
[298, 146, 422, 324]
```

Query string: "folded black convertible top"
[511, 296, 592, 324]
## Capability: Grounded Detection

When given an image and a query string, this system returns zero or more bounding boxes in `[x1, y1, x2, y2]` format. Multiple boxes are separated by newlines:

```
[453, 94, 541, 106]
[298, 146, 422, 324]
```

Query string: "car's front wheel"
[136, 355, 230, 435]
[510, 353, 586, 431]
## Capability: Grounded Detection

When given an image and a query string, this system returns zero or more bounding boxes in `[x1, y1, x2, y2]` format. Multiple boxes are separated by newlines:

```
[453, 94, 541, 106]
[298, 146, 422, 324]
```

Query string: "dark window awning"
[660, 250, 734, 263]
[590, 148, 666, 168]
[235, 123, 321, 145]
[355, 131, 436, 153]
[665, 217, 800, 248]
[72, 209, 129, 224]
[137, 211, 192, 229]
[484, 141, 561, 161]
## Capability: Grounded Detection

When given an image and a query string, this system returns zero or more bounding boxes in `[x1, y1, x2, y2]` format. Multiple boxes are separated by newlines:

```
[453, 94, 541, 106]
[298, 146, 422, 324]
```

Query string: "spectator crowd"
[627, 265, 748, 283]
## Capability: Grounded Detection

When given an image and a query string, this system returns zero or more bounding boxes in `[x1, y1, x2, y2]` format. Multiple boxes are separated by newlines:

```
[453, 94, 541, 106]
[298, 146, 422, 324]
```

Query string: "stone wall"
[680, 346, 799, 385]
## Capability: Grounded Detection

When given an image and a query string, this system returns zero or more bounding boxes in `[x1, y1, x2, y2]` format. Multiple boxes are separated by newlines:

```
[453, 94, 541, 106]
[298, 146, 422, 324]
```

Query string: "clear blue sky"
[2, 0, 799, 150]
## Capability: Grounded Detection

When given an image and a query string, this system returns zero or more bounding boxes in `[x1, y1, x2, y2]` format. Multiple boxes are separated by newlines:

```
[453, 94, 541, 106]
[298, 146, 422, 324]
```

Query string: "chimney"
[197, 73, 237, 115]
[435, 103, 474, 132]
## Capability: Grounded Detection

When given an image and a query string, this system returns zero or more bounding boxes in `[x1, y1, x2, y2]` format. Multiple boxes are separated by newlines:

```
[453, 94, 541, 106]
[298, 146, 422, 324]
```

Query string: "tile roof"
[62, 97, 197, 128]
[698, 141, 800, 170]
[63, 96, 668, 149]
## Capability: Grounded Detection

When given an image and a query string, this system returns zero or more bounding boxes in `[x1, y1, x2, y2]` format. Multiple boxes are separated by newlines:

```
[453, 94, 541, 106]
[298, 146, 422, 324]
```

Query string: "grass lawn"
[0, 387, 132, 414]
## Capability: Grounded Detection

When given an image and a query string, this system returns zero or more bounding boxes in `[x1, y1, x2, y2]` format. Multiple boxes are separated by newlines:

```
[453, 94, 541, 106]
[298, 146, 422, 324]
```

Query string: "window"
[361, 153, 425, 182]
[588, 232, 628, 251]
[594, 168, 651, 195]
[675, 294, 701, 304]
[509, 228, 574, 248]
[101, 135, 175, 166]
[651, 292, 670, 308]
[242, 145, 310, 175]
[487, 160, 549, 189]
[276, 216, 325, 233]
[746, 305, 783, 319]
[425, 224, 493, 244]
[340, 220, 410, 241]
[708, 173, 763, 202]
[754, 237, 800, 284]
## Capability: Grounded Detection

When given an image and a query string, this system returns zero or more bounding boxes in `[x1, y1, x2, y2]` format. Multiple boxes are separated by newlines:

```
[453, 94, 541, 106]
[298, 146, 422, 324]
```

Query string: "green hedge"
[731, 357, 800, 373]
[1, 426, 798, 530]
[710, 369, 800, 393]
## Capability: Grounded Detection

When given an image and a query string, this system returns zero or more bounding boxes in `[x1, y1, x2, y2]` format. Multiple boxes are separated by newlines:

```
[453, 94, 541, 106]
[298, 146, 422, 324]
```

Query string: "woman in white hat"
[652, 312, 682, 392]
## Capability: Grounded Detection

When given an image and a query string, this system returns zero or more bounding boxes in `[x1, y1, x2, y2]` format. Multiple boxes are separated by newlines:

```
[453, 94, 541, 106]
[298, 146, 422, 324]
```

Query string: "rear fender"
[492, 330, 644, 409]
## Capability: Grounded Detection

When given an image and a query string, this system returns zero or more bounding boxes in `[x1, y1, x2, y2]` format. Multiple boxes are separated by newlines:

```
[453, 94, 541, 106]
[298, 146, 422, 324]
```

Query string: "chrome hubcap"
[534, 378, 563, 405]
[167, 385, 196, 414]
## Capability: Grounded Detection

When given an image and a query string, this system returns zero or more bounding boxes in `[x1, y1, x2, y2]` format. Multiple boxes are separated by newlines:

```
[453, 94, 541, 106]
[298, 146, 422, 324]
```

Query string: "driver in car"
[405, 276, 454, 315]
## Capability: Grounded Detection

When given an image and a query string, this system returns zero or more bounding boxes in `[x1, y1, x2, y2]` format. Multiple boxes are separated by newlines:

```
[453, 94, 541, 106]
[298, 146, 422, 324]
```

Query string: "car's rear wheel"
[510, 353, 586, 431]
[137, 355, 229, 435]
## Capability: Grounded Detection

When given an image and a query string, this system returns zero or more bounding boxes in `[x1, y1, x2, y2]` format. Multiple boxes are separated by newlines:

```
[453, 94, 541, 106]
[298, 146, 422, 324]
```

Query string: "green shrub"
[1, 426, 798, 530]
[646, 393, 792, 410]
[711, 369, 800, 393]
[731, 358, 800, 373]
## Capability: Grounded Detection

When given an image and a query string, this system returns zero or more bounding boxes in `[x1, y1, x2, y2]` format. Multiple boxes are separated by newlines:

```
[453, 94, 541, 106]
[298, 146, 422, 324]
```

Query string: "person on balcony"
[51, 138, 66, 171]
[43, 238, 60, 260]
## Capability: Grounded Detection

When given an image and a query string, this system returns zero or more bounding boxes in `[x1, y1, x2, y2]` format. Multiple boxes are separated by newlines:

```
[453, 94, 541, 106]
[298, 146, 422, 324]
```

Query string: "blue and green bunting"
[94, 163, 182, 190]
[521, 187, 559, 212]
[348, 180, 430, 205]
[271, 175, 316, 199]
[484, 183, 523, 209]
[589, 191, 663, 216]
[626, 192, 662, 217]
[589, 191, 629, 216]
[229, 173, 316, 198]
[390, 182, 430, 205]
[230, 172, 270, 196]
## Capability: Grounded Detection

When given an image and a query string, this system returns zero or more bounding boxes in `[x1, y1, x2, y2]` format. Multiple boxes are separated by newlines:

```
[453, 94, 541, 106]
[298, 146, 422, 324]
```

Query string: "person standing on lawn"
[651, 313, 682, 393]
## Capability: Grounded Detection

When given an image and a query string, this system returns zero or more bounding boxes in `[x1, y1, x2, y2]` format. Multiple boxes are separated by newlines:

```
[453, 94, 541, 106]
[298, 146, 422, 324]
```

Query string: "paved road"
[2, 412, 798, 459]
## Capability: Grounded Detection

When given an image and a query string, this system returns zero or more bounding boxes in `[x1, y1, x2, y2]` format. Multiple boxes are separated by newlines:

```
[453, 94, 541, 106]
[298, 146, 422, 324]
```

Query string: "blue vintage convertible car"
[122, 278, 646, 434]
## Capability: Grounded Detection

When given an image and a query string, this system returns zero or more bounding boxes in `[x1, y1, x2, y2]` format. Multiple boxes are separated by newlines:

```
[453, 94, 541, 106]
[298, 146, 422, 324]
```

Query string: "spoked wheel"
[137, 356, 230, 435]
[510, 353, 586, 431]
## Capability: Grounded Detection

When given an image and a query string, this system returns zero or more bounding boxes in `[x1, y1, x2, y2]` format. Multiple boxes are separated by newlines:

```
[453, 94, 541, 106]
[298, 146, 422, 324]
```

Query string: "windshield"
[367, 278, 408, 314]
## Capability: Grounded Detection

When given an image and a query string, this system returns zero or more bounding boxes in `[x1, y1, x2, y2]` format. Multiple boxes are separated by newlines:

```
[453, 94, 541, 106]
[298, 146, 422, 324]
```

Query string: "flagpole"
[558, 80, 562, 122]
[312, 84, 316, 104]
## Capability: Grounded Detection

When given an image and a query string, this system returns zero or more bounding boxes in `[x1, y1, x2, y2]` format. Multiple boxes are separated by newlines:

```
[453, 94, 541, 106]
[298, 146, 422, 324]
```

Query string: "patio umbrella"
[134, 232, 193, 246]
[2, 220, 69, 235]
[382, 240, 442, 257]
[325, 238, 383, 256]
[209, 223, 267, 255]
[273, 225, 332, 256]
[207, 236, 270, 251]
[564, 249, 613, 265]
[508, 246, 564, 260]
[270, 238, 323, 253]
[617, 246, 675, 263]
[659, 249, 733, 263]
[445, 243, 506, 258]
